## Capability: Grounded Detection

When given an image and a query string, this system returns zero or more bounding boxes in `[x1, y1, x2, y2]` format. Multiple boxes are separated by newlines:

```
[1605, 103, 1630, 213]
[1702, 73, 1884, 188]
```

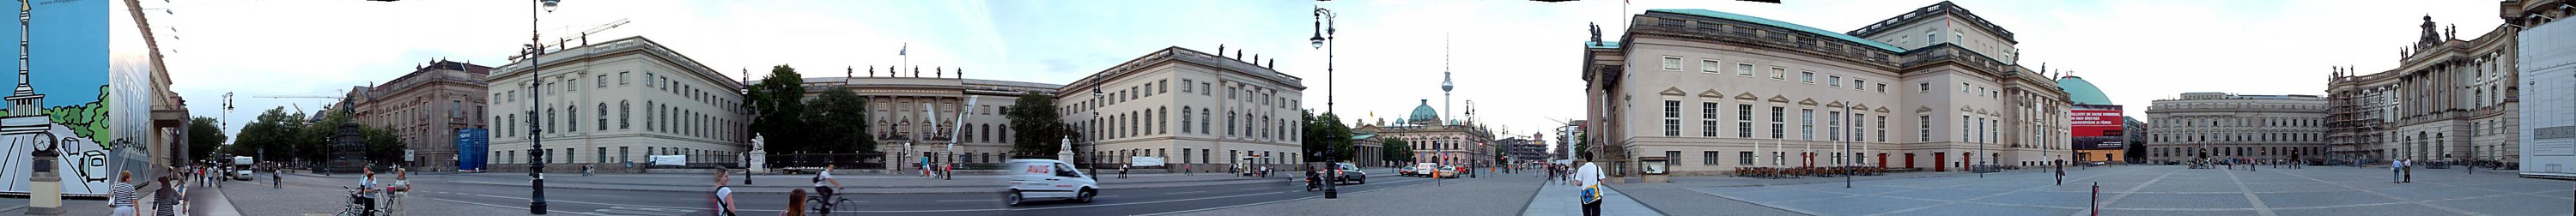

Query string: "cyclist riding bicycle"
[813, 165, 843, 204]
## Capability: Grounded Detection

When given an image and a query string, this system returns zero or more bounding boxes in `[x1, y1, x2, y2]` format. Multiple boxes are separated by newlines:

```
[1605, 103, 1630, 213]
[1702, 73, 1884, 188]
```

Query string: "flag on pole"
[900, 43, 909, 56]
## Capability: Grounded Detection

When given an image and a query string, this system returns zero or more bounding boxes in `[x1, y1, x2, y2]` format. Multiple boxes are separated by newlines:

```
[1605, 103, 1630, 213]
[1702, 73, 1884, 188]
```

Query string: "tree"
[747, 65, 809, 155]
[1005, 92, 1069, 159]
[804, 87, 876, 155]
[361, 125, 404, 165]
[1301, 110, 1353, 162]
[188, 117, 228, 161]
[231, 107, 310, 163]
[1573, 132, 1590, 160]
[1381, 137, 1411, 164]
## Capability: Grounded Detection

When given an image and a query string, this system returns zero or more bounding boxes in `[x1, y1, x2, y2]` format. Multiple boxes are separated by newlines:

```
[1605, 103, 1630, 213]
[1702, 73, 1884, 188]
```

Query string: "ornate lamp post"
[524, 0, 560, 213]
[1310, 6, 1335, 113]
[1090, 88, 1102, 178]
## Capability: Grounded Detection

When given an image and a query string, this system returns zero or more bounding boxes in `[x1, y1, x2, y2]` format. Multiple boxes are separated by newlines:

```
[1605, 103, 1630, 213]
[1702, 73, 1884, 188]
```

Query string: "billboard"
[3, 0, 119, 196]
[2520, 18, 2576, 178]
[2071, 105, 2125, 150]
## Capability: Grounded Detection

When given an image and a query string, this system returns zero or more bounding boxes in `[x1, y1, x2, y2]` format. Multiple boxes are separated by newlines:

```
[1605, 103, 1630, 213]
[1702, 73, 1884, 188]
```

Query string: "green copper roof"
[1586, 41, 1620, 49]
[1648, 9, 1906, 52]
[2057, 76, 2114, 105]
[1410, 99, 1439, 123]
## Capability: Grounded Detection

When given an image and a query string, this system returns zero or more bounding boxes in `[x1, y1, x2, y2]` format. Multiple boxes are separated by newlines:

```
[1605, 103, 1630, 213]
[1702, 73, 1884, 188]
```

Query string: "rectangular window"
[1771, 67, 1786, 80]
[1664, 100, 1682, 136]
[1920, 82, 1931, 93]
[1667, 151, 1683, 166]
[1962, 116, 1972, 142]
[1876, 116, 1888, 142]
[1769, 106, 1786, 139]
[1828, 111, 1842, 141]
[1701, 59, 1722, 73]
[1181, 79, 1193, 93]
[1921, 116, 1932, 142]
[1702, 102, 1720, 137]
[1737, 104, 1754, 138]
[1854, 80, 1866, 90]
[619, 72, 630, 84]
[1801, 71, 1815, 83]
[597, 75, 606, 87]
[1662, 56, 1683, 71]
[1740, 152, 1755, 165]
[1828, 75, 1842, 87]
[1705, 151, 1720, 165]
[1800, 109, 1814, 141]
[1877, 83, 1888, 93]
[1736, 63, 1755, 76]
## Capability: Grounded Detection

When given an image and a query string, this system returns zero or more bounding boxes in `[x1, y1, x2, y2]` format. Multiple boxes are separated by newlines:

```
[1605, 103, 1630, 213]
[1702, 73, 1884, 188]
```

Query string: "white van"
[1004, 159, 1098, 206]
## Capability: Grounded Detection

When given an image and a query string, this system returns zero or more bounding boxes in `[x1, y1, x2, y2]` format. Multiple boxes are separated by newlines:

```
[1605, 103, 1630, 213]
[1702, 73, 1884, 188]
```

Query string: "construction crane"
[257, 94, 350, 120]
[511, 18, 631, 61]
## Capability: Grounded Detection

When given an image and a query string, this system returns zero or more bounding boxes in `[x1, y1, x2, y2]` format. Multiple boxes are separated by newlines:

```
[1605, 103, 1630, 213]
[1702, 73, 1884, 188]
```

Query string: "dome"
[2057, 76, 2114, 105]
[1408, 99, 1440, 124]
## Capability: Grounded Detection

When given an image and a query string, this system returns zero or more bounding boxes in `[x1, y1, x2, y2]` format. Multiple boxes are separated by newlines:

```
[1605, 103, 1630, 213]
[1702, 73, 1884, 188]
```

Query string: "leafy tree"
[1381, 137, 1411, 164]
[361, 125, 404, 165]
[231, 107, 310, 163]
[1573, 132, 1589, 160]
[1005, 92, 1068, 159]
[747, 65, 808, 155]
[188, 117, 228, 161]
[1301, 110, 1353, 162]
[804, 87, 876, 155]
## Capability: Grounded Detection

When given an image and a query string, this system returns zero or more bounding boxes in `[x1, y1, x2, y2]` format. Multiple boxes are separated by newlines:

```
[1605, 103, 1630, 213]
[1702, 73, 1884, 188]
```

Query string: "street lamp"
[1309, 6, 1335, 113]
[1090, 88, 1102, 179]
[525, 0, 561, 213]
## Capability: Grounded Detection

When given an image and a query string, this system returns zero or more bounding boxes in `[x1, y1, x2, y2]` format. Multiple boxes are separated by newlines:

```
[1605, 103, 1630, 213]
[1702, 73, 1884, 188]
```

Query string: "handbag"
[1579, 184, 1603, 204]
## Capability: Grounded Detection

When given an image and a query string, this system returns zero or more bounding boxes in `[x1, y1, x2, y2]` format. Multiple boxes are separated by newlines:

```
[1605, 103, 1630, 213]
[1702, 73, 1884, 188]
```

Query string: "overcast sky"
[146, 0, 2505, 145]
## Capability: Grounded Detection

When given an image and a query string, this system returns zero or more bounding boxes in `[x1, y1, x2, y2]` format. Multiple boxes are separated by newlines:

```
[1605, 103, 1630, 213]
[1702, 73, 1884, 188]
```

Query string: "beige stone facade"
[1058, 46, 1306, 172]
[798, 73, 1060, 168]
[1357, 119, 1495, 167]
[2144, 93, 2329, 164]
[483, 36, 750, 171]
[346, 60, 491, 171]
[2324, 2, 2554, 164]
[1583, 2, 2073, 177]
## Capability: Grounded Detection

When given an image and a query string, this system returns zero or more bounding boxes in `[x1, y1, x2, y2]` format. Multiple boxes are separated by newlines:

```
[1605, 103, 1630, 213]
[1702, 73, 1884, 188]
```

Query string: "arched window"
[568, 105, 579, 132]
[1182, 107, 1193, 134]
[620, 101, 631, 129]
[645, 101, 655, 131]
[598, 103, 609, 130]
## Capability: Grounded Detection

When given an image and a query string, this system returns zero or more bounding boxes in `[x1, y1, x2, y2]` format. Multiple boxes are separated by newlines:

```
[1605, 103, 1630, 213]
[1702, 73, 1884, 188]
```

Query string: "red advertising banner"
[2071, 109, 2123, 137]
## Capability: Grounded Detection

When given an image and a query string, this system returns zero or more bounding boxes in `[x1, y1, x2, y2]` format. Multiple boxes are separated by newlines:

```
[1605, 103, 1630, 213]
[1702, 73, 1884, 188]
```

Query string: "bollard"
[2091, 182, 2100, 216]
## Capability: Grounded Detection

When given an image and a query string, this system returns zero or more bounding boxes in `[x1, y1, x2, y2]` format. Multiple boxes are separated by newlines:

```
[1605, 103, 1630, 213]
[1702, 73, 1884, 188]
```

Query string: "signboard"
[649, 155, 688, 165]
[455, 129, 489, 171]
[4, 0, 118, 196]
[1129, 157, 1164, 166]
[2070, 105, 2125, 150]
[2519, 18, 2576, 178]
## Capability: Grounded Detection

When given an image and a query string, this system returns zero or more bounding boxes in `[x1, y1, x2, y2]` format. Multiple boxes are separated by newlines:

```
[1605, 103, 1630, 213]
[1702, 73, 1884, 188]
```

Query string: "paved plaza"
[1645, 165, 2574, 216]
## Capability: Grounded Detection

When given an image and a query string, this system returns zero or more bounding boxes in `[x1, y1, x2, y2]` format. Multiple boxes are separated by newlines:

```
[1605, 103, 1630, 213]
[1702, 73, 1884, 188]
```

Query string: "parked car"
[1415, 163, 1442, 177]
[1003, 159, 1097, 206]
[1436, 165, 1461, 178]
[1331, 163, 1366, 184]
[1397, 166, 1419, 177]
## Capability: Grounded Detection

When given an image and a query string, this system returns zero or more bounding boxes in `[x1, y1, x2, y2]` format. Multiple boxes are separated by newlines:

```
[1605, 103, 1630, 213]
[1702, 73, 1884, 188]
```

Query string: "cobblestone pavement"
[1168, 173, 1541, 216]
[1675, 165, 2573, 216]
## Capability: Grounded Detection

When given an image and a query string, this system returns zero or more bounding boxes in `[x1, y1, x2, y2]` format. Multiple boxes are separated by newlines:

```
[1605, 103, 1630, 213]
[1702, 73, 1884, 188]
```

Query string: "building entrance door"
[1934, 153, 1946, 171]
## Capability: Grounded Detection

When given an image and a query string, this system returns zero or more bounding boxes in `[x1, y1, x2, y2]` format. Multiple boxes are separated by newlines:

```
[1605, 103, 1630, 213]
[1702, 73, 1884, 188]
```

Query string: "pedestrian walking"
[110, 171, 139, 216]
[785, 189, 807, 216]
[582, 165, 593, 177]
[714, 168, 738, 216]
[1574, 159, 1607, 216]
[2391, 159, 2403, 183]
[2402, 158, 2413, 183]
[152, 177, 177, 216]
[271, 167, 282, 189]
[1120, 165, 1130, 179]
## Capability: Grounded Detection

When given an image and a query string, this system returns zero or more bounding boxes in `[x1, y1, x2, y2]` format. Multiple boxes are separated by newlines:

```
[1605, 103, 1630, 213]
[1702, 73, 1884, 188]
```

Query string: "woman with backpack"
[714, 168, 738, 216]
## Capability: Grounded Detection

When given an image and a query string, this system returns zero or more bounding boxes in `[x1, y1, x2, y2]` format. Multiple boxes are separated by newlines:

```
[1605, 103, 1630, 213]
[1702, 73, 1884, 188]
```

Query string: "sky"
[146, 0, 2507, 145]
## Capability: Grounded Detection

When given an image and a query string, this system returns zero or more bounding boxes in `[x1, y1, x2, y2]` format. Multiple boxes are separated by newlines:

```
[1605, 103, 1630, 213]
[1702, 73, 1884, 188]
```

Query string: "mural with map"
[0, 0, 118, 196]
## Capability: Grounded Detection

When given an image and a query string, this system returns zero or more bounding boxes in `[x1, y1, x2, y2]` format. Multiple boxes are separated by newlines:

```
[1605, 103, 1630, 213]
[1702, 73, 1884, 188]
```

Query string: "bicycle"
[805, 187, 854, 216]
[334, 187, 383, 216]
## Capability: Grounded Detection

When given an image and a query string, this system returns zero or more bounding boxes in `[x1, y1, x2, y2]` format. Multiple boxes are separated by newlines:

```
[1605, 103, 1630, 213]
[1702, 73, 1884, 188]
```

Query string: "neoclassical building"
[797, 69, 1061, 169]
[484, 36, 750, 171]
[1057, 46, 1307, 172]
[1583, 2, 2074, 177]
[1355, 100, 1496, 167]
[2325, 3, 2555, 164]
[2144, 93, 2329, 164]
[346, 60, 492, 171]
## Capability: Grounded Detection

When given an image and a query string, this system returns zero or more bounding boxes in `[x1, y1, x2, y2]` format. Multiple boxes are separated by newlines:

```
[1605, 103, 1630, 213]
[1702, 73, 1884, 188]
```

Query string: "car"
[1003, 159, 1098, 206]
[1436, 165, 1461, 178]
[1397, 166, 1418, 177]
[1330, 163, 1366, 184]
[232, 169, 253, 181]
[1415, 163, 1442, 177]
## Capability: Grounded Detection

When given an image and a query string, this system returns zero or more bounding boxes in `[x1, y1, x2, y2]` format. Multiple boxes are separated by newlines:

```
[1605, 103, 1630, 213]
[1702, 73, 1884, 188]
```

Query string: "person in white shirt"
[714, 168, 737, 216]
[814, 165, 841, 202]
[1573, 159, 1606, 216]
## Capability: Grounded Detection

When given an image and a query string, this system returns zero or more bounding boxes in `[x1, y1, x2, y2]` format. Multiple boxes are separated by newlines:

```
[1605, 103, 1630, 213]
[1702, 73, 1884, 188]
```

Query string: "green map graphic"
[36, 85, 110, 148]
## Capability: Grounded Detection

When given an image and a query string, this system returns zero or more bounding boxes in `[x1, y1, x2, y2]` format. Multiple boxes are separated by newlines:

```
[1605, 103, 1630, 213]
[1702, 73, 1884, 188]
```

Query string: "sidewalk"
[436, 167, 1399, 194]
[1522, 181, 1660, 216]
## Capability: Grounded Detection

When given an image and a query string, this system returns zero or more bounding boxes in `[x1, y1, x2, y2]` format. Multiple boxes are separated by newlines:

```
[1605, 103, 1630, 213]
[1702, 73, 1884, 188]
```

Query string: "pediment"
[1850, 104, 1869, 111]
[1876, 107, 1892, 112]
[1699, 90, 1725, 98]
[1736, 93, 1760, 100]
[1768, 95, 1790, 103]
[1659, 87, 1686, 96]
[1916, 106, 1934, 113]
[1826, 101, 1844, 108]
[1797, 99, 1819, 105]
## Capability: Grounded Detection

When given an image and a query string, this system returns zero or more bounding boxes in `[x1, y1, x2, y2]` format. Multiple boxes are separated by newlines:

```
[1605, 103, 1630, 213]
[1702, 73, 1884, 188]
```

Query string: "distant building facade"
[1583, 2, 2075, 177]
[346, 60, 492, 171]
[1057, 46, 1307, 172]
[484, 36, 750, 172]
[797, 72, 1061, 169]
[2146, 93, 2328, 163]
[1357, 100, 1497, 167]
[2327, 7, 2544, 165]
